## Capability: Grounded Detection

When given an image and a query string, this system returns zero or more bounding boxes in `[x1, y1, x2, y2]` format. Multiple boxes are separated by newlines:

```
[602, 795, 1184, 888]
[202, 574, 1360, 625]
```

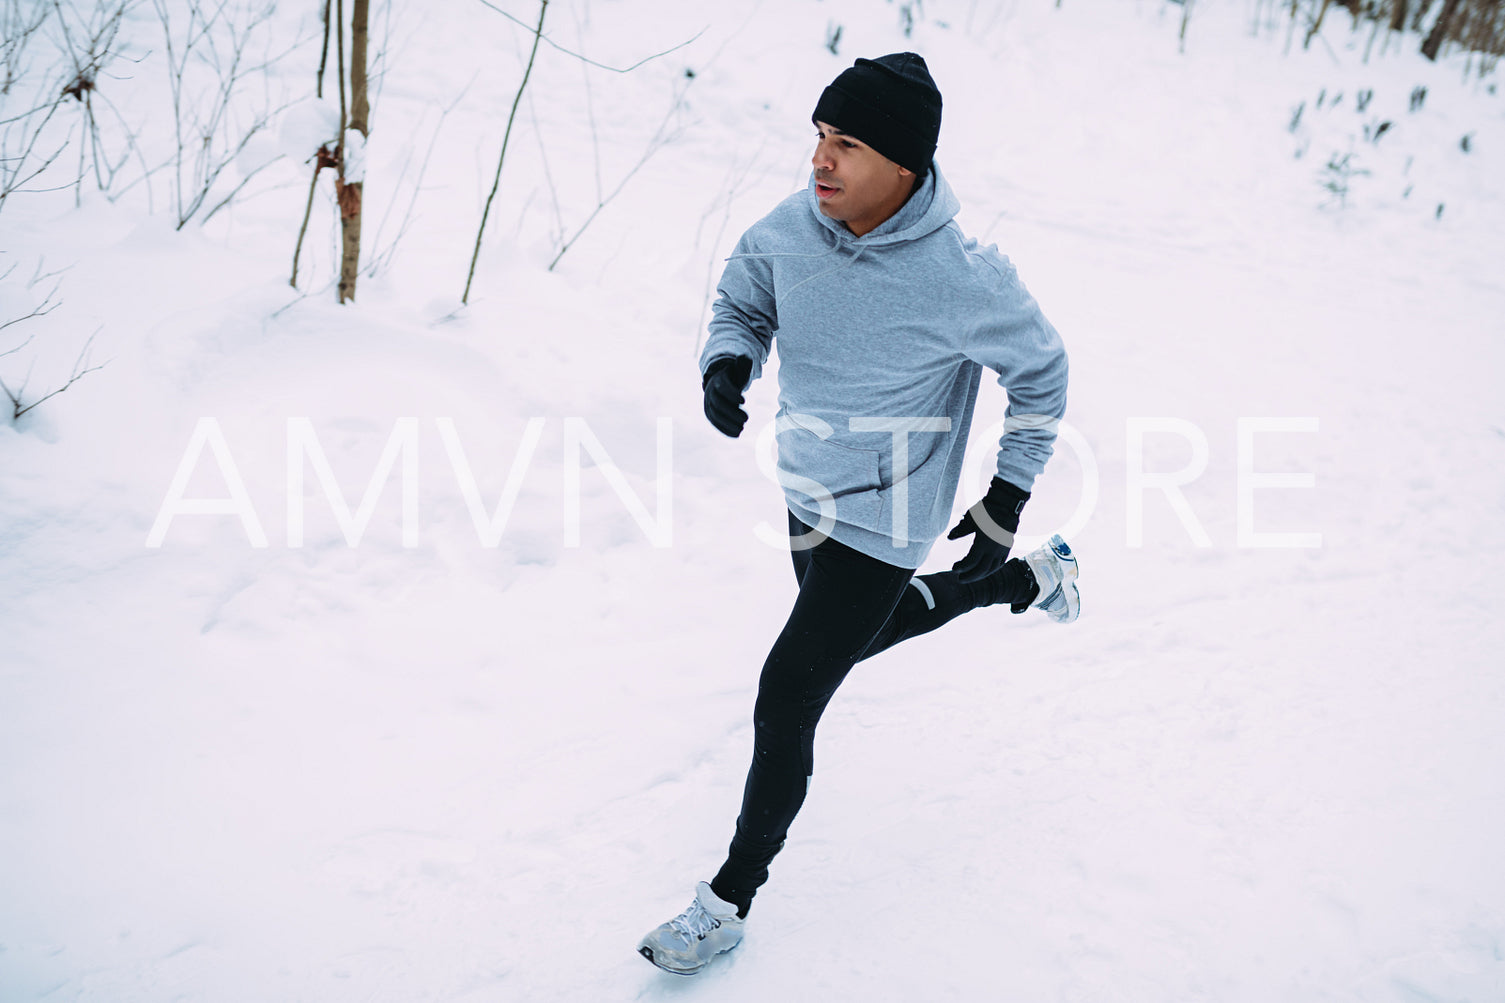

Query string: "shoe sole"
[637, 938, 742, 977]
[638, 945, 701, 976]
[1042, 535, 1080, 623]
[1049, 535, 1079, 583]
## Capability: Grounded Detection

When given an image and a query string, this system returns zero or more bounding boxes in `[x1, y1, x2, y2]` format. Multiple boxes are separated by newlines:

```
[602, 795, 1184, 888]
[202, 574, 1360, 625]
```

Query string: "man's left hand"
[947, 477, 1031, 583]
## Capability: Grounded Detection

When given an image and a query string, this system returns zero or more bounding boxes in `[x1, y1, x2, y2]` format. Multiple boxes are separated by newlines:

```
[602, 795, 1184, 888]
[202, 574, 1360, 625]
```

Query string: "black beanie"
[812, 52, 942, 176]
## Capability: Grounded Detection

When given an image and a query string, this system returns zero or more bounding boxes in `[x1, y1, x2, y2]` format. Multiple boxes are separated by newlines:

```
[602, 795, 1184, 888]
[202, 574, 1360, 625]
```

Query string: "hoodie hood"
[805, 160, 961, 247]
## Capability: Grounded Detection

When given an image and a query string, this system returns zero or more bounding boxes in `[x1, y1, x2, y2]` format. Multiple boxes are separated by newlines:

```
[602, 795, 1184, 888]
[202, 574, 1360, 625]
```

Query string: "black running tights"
[709, 509, 1030, 915]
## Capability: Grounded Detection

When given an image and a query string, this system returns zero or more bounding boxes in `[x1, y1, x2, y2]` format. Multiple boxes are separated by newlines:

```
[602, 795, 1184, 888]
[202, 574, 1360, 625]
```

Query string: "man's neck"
[845, 174, 921, 237]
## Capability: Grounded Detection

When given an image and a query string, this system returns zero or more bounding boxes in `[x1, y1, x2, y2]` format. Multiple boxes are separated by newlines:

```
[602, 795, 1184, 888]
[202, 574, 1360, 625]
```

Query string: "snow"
[3, 0, 1504, 1000]
[342, 130, 368, 184]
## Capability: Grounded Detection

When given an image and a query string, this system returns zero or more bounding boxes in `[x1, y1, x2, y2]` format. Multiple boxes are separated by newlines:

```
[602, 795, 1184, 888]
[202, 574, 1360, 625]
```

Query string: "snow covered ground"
[3, 0, 1504, 999]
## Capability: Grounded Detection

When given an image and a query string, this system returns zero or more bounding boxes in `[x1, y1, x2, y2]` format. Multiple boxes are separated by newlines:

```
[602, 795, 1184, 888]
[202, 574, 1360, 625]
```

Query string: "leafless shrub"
[0, 1, 69, 212]
[464, 0, 705, 301]
[1319, 146, 1370, 207]
[51, 0, 158, 206]
[150, 0, 305, 228]
[0, 2, 163, 214]
[0, 259, 105, 423]
[360, 82, 468, 280]
[545, 72, 693, 272]
[464, 0, 548, 305]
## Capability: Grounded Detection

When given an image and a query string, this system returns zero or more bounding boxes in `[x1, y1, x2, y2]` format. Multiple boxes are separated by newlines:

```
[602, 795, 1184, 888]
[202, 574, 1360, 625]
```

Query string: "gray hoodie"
[700, 162, 1069, 569]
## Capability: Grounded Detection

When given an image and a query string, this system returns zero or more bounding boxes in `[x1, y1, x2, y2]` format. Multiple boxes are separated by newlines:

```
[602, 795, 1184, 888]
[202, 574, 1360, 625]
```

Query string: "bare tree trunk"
[350, 0, 370, 132]
[338, 0, 369, 303]
[1421, 0, 1462, 58]
[317, 0, 332, 98]
[1390, 0, 1408, 33]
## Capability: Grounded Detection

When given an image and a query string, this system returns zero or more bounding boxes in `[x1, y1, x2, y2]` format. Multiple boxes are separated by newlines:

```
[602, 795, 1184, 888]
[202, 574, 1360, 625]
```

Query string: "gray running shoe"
[636, 881, 745, 976]
[1022, 534, 1080, 624]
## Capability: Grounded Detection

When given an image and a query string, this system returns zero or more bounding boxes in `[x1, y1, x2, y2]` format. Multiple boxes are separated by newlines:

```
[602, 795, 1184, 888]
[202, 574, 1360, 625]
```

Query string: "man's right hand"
[702, 356, 753, 438]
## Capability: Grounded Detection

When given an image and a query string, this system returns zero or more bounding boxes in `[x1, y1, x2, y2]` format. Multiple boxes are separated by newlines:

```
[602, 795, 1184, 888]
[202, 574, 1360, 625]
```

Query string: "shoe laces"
[669, 898, 723, 942]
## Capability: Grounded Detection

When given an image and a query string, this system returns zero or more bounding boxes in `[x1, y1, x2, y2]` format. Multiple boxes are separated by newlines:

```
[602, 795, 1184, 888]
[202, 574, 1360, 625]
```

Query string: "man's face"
[811, 121, 916, 238]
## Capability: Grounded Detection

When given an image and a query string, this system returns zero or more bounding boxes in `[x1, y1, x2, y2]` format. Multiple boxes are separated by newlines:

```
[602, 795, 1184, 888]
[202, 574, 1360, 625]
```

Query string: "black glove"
[947, 476, 1030, 583]
[702, 356, 753, 438]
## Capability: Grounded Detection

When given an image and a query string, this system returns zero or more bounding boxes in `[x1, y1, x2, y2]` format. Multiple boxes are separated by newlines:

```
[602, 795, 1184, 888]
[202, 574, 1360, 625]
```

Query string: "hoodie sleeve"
[699, 230, 776, 388]
[963, 259, 1070, 492]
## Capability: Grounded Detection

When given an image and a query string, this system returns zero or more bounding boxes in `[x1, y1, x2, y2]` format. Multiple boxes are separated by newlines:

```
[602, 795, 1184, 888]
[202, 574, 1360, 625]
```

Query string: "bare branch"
[525, 80, 564, 246]
[570, 3, 603, 203]
[8, 326, 108, 420]
[548, 77, 692, 272]
[0, 293, 60, 334]
[290, 145, 333, 288]
[0, 332, 33, 359]
[363, 76, 473, 279]
[0, 89, 70, 211]
[693, 146, 767, 355]
[0, 373, 20, 415]
[0, 258, 64, 335]
[317, 0, 331, 97]
[464, 0, 547, 305]
[89, 83, 158, 210]
[152, 0, 307, 227]
[475, 0, 705, 74]
[198, 148, 281, 224]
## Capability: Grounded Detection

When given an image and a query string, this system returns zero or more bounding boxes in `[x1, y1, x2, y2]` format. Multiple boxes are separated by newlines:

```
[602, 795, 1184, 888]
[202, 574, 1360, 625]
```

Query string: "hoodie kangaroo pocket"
[776, 415, 885, 528]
